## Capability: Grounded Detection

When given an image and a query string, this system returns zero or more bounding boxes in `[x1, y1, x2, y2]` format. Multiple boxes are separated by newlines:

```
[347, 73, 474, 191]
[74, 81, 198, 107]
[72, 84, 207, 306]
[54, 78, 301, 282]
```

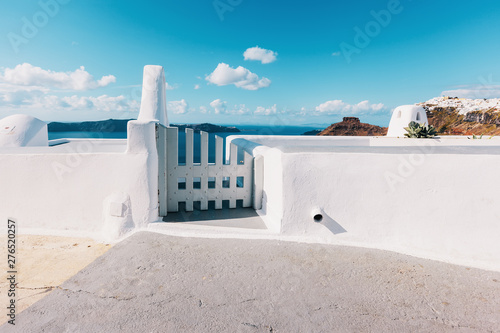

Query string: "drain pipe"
[311, 207, 324, 223]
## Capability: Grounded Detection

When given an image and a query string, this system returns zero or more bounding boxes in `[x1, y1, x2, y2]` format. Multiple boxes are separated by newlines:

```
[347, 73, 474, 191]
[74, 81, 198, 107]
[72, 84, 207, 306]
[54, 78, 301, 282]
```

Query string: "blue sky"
[1, 0, 500, 127]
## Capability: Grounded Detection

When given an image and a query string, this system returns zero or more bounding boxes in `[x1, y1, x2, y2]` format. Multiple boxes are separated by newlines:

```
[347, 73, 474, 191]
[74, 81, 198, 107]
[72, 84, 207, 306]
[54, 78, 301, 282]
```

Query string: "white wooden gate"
[156, 125, 253, 215]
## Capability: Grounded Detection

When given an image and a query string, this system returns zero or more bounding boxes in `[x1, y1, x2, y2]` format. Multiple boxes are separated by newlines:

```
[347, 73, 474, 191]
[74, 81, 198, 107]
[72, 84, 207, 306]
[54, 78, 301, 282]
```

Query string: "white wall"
[0, 121, 159, 238]
[283, 149, 500, 271]
[228, 135, 500, 149]
[229, 136, 500, 272]
[258, 147, 284, 233]
[2, 115, 499, 272]
[225, 137, 283, 233]
[0, 65, 165, 239]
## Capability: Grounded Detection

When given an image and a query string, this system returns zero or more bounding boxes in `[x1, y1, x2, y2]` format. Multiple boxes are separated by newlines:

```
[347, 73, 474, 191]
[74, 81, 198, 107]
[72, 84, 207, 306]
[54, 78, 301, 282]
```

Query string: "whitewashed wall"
[0, 64, 166, 240]
[2, 113, 499, 272]
[228, 135, 500, 272]
[0, 121, 159, 238]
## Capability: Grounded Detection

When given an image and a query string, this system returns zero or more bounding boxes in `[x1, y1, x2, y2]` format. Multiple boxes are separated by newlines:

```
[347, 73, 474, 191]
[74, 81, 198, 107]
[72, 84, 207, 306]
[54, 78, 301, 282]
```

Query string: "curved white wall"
[0, 114, 48, 147]
[387, 105, 428, 137]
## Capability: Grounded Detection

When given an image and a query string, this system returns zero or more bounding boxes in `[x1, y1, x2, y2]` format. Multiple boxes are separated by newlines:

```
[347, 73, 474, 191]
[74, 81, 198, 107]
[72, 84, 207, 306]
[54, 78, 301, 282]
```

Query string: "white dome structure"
[0, 114, 48, 147]
[387, 105, 428, 137]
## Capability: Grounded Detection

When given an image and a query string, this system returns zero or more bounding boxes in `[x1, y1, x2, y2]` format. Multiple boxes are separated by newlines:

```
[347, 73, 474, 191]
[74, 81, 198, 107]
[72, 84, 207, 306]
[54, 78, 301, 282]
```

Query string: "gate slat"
[200, 131, 208, 166]
[184, 128, 194, 211]
[157, 125, 168, 216]
[215, 135, 223, 209]
[238, 151, 254, 208]
[215, 135, 223, 166]
[215, 174, 223, 209]
[185, 128, 194, 166]
[230, 142, 238, 166]
[166, 127, 179, 212]
[159, 128, 254, 214]
[228, 143, 238, 208]
[200, 131, 209, 210]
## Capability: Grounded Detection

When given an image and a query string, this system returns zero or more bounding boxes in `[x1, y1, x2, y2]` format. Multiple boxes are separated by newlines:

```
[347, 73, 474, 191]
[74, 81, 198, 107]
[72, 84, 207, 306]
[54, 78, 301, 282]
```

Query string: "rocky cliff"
[418, 97, 500, 135]
[317, 117, 387, 136]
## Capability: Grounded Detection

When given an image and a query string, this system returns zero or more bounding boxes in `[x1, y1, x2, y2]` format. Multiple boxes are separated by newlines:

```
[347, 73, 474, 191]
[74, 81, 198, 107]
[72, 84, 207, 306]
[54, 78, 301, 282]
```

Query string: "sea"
[48, 125, 322, 164]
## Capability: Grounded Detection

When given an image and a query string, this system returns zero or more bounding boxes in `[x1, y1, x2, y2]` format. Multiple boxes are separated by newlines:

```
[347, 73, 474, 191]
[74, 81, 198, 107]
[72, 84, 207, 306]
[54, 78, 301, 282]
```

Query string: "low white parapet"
[0, 121, 159, 240]
[228, 135, 500, 272]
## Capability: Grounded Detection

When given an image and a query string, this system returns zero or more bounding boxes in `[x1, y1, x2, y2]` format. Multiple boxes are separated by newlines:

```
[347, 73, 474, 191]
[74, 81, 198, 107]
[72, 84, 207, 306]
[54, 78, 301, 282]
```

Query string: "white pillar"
[138, 65, 169, 127]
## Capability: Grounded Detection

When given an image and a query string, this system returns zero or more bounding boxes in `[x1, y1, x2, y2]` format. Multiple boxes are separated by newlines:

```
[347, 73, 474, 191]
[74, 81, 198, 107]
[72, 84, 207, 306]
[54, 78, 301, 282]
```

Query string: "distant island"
[48, 119, 131, 132]
[302, 117, 387, 136]
[48, 119, 241, 133]
[302, 129, 322, 136]
[173, 123, 240, 133]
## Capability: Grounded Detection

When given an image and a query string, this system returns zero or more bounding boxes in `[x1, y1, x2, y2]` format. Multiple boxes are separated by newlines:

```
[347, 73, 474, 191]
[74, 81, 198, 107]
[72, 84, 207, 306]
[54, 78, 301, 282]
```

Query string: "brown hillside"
[318, 117, 387, 136]
[424, 107, 500, 136]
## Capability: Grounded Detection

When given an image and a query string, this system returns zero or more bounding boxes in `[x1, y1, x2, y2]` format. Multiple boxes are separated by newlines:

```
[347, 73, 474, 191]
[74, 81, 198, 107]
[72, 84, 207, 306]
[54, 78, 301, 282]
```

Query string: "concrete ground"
[3, 231, 500, 332]
[0, 235, 111, 326]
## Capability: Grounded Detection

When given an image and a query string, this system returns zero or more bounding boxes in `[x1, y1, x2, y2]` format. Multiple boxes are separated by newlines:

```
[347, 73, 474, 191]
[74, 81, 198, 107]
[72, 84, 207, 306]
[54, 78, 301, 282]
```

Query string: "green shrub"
[470, 134, 494, 140]
[404, 121, 437, 138]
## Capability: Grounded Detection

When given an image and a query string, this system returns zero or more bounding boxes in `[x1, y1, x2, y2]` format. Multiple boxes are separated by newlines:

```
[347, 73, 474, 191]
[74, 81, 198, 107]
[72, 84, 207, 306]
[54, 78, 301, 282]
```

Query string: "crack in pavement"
[17, 285, 137, 301]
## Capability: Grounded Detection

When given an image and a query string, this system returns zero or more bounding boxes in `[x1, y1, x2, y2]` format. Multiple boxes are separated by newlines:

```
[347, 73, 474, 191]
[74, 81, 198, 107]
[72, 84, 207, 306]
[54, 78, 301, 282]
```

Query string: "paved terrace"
[4, 231, 499, 332]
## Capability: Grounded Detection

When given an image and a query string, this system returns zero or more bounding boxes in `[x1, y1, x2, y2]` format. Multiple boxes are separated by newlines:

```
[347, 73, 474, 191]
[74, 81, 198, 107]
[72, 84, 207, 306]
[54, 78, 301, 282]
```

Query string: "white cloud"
[0, 63, 116, 91]
[243, 46, 278, 64]
[315, 100, 385, 115]
[331, 52, 341, 56]
[208, 100, 250, 115]
[62, 95, 138, 112]
[441, 86, 500, 99]
[199, 106, 208, 114]
[168, 99, 188, 114]
[165, 82, 176, 90]
[210, 99, 227, 114]
[0, 90, 139, 112]
[205, 63, 271, 90]
[59, 95, 95, 109]
[194, 84, 200, 90]
[254, 104, 278, 116]
[232, 104, 249, 115]
[440, 75, 500, 99]
[0, 89, 43, 106]
[0, 64, 141, 114]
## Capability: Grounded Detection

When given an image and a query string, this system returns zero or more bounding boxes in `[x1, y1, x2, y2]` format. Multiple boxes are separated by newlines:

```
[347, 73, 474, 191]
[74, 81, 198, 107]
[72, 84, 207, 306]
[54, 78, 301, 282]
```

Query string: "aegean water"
[48, 125, 321, 164]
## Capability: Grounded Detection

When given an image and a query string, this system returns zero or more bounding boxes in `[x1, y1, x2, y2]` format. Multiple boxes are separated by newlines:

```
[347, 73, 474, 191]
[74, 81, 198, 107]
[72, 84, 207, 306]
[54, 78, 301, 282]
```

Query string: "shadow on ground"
[162, 205, 267, 229]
